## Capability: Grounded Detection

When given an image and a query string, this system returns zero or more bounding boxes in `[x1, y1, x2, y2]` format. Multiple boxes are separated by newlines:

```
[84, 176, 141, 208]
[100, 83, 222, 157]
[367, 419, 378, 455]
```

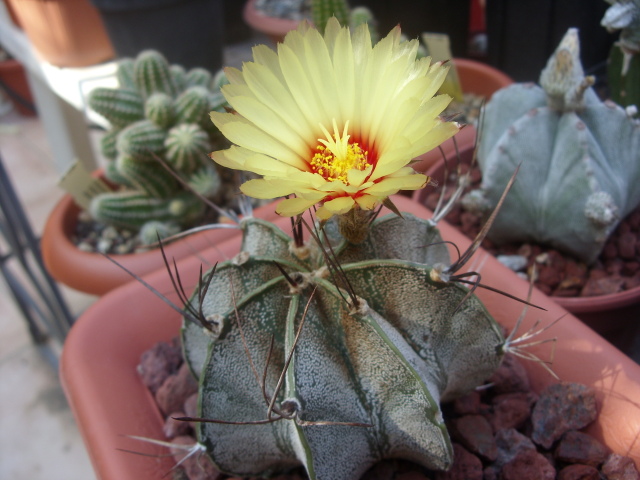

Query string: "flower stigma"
[310, 120, 373, 183]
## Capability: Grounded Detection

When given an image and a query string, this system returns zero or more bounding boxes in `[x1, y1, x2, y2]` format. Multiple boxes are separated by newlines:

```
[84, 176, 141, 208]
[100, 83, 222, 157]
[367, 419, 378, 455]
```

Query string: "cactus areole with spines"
[181, 212, 506, 479]
[476, 28, 640, 264]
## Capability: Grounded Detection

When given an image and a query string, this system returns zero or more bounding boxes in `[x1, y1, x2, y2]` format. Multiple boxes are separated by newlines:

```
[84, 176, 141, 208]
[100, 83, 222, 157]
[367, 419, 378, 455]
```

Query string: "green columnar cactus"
[474, 28, 640, 264]
[181, 212, 506, 480]
[87, 49, 228, 244]
[602, 0, 640, 107]
[312, 0, 350, 33]
[310, 0, 378, 40]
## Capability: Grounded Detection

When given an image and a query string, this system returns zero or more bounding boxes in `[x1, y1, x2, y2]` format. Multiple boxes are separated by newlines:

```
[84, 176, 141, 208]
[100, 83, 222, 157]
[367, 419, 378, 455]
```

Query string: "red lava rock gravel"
[139, 339, 639, 480]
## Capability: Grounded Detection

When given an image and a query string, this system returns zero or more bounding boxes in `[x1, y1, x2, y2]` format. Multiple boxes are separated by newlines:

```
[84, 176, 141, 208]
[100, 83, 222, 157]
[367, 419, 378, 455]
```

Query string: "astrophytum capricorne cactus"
[180, 210, 506, 480]
[474, 28, 640, 265]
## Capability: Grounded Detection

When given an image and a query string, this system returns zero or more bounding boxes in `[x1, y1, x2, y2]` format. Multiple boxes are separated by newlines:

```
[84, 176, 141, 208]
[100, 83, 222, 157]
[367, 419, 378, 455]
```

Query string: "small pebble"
[497, 254, 528, 272]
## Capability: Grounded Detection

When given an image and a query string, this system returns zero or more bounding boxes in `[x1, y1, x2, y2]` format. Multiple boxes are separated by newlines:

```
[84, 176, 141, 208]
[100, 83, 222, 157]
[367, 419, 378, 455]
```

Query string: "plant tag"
[421, 33, 464, 102]
[58, 161, 111, 210]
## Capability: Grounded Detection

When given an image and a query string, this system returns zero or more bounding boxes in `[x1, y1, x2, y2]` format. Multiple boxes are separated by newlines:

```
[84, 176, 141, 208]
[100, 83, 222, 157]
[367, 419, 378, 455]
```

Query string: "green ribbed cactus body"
[312, 0, 350, 32]
[608, 44, 640, 108]
[116, 58, 136, 90]
[182, 213, 505, 480]
[133, 50, 178, 99]
[476, 29, 640, 264]
[89, 190, 204, 231]
[145, 93, 175, 129]
[174, 86, 210, 124]
[164, 123, 210, 172]
[115, 154, 180, 198]
[116, 120, 166, 160]
[184, 67, 213, 89]
[88, 88, 144, 128]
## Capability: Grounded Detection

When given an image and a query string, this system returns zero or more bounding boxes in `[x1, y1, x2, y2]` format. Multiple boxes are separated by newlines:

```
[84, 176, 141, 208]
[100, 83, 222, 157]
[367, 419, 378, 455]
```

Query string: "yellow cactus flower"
[210, 18, 459, 220]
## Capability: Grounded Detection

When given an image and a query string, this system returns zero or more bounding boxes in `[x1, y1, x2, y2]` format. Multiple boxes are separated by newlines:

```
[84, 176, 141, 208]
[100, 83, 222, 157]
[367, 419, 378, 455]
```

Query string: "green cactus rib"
[164, 123, 211, 173]
[175, 86, 211, 124]
[133, 50, 178, 99]
[100, 128, 120, 160]
[183, 213, 504, 480]
[607, 45, 640, 109]
[115, 154, 180, 198]
[312, 0, 350, 33]
[88, 88, 144, 128]
[90, 190, 204, 231]
[185, 67, 213, 88]
[116, 58, 136, 91]
[145, 92, 175, 129]
[116, 120, 167, 160]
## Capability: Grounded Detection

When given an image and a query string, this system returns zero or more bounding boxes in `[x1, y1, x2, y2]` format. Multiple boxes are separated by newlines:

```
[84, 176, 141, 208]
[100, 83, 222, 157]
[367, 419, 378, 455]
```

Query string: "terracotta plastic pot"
[411, 58, 513, 174]
[6, 0, 114, 67]
[61, 194, 640, 479]
[41, 186, 280, 296]
[243, 0, 299, 44]
[413, 150, 640, 336]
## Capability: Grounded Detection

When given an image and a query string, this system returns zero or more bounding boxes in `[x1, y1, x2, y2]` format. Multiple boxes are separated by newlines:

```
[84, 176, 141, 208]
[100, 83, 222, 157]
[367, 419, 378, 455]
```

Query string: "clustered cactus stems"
[180, 210, 508, 479]
[311, 0, 377, 38]
[602, 0, 640, 107]
[473, 28, 640, 265]
[87, 50, 227, 244]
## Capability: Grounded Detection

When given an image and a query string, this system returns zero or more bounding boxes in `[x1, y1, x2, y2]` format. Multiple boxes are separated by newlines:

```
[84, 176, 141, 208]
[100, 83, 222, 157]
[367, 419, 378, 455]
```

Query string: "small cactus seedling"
[87, 50, 228, 245]
[474, 28, 640, 264]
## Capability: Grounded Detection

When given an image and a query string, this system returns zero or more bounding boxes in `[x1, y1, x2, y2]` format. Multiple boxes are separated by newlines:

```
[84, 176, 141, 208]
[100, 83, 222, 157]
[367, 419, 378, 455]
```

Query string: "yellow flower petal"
[355, 194, 380, 210]
[364, 173, 428, 196]
[323, 196, 356, 215]
[209, 19, 457, 218]
[276, 197, 319, 216]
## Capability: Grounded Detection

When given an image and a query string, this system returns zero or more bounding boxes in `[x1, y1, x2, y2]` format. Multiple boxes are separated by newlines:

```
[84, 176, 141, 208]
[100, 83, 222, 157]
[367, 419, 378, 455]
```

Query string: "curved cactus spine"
[164, 123, 211, 172]
[174, 86, 210, 124]
[475, 28, 640, 264]
[312, 0, 350, 33]
[90, 190, 204, 230]
[88, 88, 144, 128]
[116, 120, 167, 160]
[144, 92, 175, 129]
[182, 213, 505, 480]
[134, 50, 178, 99]
[115, 154, 180, 198]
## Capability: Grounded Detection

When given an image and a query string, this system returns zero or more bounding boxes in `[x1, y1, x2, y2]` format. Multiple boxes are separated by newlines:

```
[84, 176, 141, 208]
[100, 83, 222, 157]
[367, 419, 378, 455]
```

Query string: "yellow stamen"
[310, 120, 371, 183]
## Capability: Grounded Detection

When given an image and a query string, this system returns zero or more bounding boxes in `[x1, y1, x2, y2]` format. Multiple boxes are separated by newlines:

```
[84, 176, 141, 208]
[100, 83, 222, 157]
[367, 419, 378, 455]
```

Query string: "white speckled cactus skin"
[181, 212, 505, 480]
[476, 28, 640, 264]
